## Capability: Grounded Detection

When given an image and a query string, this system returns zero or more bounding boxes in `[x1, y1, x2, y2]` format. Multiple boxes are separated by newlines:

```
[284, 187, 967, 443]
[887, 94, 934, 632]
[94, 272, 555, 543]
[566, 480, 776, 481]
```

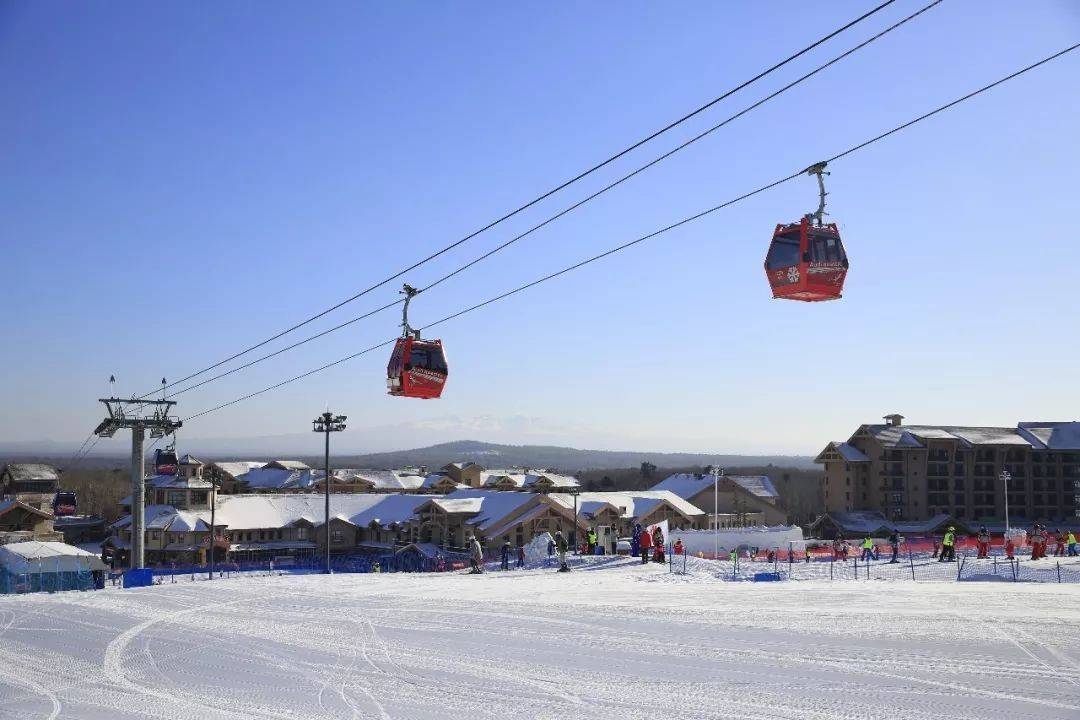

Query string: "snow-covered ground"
[1, 557, 1079, 720]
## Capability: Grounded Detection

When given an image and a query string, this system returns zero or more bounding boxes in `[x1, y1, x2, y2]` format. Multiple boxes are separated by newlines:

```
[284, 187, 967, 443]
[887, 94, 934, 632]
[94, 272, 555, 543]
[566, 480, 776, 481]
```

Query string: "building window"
[331, 530, 344, 544]
[298, 527, 308, 540]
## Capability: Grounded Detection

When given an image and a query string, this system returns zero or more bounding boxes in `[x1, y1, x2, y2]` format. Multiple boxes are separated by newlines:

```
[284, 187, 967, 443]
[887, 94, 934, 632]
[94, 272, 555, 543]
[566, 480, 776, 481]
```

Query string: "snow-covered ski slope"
[1, 557, 1078, 720]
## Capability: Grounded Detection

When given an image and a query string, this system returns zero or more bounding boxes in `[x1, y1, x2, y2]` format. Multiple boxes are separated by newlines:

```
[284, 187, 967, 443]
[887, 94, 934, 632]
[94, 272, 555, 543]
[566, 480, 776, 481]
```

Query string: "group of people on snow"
[630, 523, 666, 565]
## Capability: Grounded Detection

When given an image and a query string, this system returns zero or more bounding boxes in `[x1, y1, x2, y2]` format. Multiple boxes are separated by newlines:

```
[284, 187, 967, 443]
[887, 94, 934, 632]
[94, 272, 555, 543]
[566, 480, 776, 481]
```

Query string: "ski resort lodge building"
[816, 415, 1080, 524]
[0, 464, 64, 544]
[648, 472, 789, 526]
[103, 459, 707, 564]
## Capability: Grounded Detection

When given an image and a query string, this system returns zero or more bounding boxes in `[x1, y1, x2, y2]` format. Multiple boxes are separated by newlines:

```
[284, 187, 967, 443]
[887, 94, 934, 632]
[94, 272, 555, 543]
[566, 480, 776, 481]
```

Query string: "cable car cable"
[129, 0, 901, 403]
[153, 0, 941, 404]
[181, 42, 1079, 425]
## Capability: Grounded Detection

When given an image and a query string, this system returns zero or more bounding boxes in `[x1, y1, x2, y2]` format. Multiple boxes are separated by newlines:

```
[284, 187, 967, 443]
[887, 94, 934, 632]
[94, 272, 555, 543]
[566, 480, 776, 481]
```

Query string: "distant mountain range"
[0, 439, 816, 472]
[313, 440, 816, 472]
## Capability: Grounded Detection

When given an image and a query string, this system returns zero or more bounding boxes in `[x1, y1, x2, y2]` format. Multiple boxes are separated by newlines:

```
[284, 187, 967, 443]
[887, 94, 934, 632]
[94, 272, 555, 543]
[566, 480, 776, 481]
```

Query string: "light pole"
[711, 465, 724, 559]
[313, 411, 347, 574]
[568, 487, 580, 555]
[1001, 469, 1011, 534]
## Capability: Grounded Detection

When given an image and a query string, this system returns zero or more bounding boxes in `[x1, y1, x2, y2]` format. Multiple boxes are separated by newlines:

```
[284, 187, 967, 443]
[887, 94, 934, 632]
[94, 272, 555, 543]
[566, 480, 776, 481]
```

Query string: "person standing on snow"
[888, 529, 900, 564]
[860, 535, 875, 562]
[500, 537, 511, 571]
[939, 526, 956, 562]
[1030, 524, 1044, 560]
[587, 528, 597, 555]
[469, 536, 484, 574]
[516, 541, 525, 569]
[639, 525, 653, 565]
[1054, 529, 1066, 557]
[1067, 531, 1078, 557]
[652, 526, 665, 563]
[554, 530, 569, 572]
[977, 525, 991, 559]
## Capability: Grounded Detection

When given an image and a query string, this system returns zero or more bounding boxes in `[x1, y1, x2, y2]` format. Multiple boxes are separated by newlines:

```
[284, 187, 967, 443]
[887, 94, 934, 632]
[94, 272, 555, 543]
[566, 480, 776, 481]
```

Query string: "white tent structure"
[0, 541, 105, 594]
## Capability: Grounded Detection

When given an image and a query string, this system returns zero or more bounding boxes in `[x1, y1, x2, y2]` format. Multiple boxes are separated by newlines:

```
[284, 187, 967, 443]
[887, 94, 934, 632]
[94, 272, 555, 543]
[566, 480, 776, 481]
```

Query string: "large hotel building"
[816, 415, 1080, 523]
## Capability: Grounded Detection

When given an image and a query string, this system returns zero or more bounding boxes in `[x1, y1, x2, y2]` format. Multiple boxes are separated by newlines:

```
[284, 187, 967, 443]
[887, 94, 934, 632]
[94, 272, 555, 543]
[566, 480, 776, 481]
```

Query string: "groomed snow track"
[0, 558, 1078, 719]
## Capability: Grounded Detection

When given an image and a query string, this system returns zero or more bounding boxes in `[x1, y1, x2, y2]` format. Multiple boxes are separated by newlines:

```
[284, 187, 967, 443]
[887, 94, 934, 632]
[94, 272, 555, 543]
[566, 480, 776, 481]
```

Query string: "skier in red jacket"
[639, 525, 652, 565]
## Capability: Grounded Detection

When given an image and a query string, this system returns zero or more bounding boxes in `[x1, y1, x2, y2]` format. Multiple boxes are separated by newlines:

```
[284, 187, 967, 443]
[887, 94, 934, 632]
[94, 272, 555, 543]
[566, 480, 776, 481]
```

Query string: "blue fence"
[129, 548, 475, 586]
[0, 566, 101, 595]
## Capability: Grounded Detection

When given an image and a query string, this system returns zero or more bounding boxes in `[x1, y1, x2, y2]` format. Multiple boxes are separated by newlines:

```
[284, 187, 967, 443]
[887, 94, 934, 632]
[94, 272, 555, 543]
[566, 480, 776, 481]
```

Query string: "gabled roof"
[649, 473, 778, 504]
[264, 460, 310, 471]
[808, 511, 891, 534]
[1, 463, 60, 482]
[815, 441, 871, 463]
[729, 475, 779, 500]
[857, 424, 1033, 448]
[0, 541, 105, 573]
[1018, 422, 1080, 450]
[421, 472, 464, 490]
[549, 490, 705, 520]
[0, 498, 53, 520]
[210, 461, 265, 478]
[178, 454, 203, 466]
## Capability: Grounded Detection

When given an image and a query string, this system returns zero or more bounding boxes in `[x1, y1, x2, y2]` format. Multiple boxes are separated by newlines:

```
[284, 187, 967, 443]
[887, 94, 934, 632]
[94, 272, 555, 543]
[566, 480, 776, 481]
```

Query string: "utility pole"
[1001, 469, 1012, 534]
[93, 397, 181, 570]
[711, 465, 724, 559]
[313, 411, 347, 574]
[568, 487, 580, 555]
[208, 473, 218, 581]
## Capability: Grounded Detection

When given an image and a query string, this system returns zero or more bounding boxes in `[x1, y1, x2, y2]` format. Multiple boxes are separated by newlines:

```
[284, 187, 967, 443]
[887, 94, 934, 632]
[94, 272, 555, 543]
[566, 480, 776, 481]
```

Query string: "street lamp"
[1001, 469, 1011, 534]
[313, 411, 347, 574]
[711, 465, 724, 559]
[567, 487, 580, 555]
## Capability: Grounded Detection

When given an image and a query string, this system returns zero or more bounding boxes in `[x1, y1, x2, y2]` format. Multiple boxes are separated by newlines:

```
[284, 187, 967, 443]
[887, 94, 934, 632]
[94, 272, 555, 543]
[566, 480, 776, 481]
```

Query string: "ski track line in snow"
[102, 596, 301, 720]
[367, 606, 840, 720]
[995, 625, 1080, 688]
[1007, 623, 1079, 674]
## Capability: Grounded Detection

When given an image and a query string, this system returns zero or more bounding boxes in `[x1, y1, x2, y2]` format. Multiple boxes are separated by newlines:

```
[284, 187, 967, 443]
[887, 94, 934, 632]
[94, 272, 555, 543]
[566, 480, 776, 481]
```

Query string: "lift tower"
[93, 398, 182, 570]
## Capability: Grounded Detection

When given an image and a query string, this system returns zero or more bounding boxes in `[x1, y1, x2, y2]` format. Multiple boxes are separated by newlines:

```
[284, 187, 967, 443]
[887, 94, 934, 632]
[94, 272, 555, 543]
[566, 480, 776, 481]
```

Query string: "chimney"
[884, 413, 904, 427]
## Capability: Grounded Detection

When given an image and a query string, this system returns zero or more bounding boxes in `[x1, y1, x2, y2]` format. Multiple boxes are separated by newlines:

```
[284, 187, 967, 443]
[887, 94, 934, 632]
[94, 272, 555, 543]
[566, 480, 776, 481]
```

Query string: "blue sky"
[2, 1, 1078, 455]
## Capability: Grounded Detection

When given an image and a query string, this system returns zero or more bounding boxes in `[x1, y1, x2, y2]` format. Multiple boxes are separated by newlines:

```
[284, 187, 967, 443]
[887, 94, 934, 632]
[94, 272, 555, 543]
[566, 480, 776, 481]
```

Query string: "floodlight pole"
[1001, 470, 1011, 534]
[712, 465, 724, 559]
[313, 411, 347, 574]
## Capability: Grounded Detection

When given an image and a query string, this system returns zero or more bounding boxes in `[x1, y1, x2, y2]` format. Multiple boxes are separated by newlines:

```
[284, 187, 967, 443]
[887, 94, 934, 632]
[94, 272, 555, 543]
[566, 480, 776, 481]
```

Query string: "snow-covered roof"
[346, 469, 426, 491]
[1, 463, 60, 482]
[429, 498, 486, 514]
[480, 470, 579, 489]
[236, 468, 318, 490]
[264, 460, 310, 471]
[860, 424, 1034, 448]
[893, 514, 956, 533]
[165, 511, 210, 533]
[729, 475, 779, 500]
[421, 472, 464, 490]
[111, 493, 433, 535]
[650, 473, 778, 504]
[810, 511, 891, 534]
[550, 490, 705, 521]
[1018, 422, 1080, 450]
[178, 454, 203, 466]
[146, 474, 213, 490]
[352, 494, 428, 527]
[836, 442, 870, 462]
[0, 541, 106, 573]
[210, 461, 265, 478]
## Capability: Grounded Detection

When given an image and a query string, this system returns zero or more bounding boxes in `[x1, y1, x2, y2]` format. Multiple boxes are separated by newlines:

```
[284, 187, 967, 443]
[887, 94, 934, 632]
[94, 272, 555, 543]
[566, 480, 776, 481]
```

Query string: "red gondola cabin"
[387, 337, 448, 399]
[764, 218, 848, 302]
